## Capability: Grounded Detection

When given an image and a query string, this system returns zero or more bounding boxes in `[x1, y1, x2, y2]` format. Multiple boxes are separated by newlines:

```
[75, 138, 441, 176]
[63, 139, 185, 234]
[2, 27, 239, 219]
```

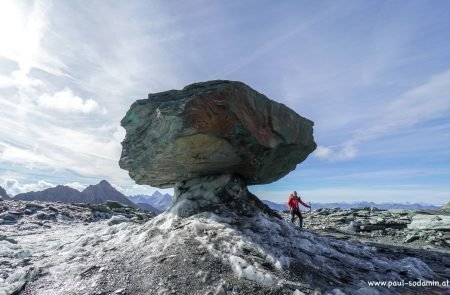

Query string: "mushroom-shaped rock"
[119, 80, 316, 188]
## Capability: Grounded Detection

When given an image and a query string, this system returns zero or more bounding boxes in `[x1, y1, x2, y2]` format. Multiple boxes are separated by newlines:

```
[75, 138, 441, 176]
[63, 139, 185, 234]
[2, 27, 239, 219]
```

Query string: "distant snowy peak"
[0, 185, 10, 199]
[128, 191, 172, 211]
[135, 203, 162, 214]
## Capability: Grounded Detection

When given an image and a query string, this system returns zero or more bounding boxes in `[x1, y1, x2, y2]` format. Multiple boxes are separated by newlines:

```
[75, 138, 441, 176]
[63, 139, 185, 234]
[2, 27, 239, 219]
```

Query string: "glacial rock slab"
[119, 80, 316, 188]
[408, 214, 450, 231]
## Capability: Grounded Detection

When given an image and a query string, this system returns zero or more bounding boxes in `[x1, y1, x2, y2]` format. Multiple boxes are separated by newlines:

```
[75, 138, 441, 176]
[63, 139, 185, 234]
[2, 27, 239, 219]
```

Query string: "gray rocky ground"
[1, 178, 449, 295]
[282, 207, 450, 254]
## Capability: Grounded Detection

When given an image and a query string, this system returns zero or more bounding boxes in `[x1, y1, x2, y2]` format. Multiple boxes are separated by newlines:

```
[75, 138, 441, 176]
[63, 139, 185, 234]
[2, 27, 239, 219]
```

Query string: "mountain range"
[262, 200, 443, 211]
[134, 202, 162, 214]
[127, 191, 172, 212]
[14, 180, 136, 208]
[7, 181, 442, 213]
[9, 181, 167, 214]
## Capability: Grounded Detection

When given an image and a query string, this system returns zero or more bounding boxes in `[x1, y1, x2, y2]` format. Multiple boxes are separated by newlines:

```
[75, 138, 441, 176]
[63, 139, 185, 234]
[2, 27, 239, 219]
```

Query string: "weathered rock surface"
[280, 207, 450, 251]
[0, 198, 155, 226]
[408, 214, 450, 231]
[7, 179, 447, 295]
[119, 80, 316, 188]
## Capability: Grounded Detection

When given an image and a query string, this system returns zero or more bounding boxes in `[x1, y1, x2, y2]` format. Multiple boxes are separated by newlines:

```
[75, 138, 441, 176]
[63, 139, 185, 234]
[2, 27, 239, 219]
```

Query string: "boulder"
[107, 215, 129, 226]
[119, 80, 316, 188]
[408, 214, 450, 231]
[105, 200, 127, 209]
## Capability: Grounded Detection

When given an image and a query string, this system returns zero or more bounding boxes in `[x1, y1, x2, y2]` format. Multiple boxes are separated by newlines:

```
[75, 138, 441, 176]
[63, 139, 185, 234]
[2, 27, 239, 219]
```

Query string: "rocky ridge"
[281, 207, 450, 253]
[127, 191, 173, 212]
[0, 187, 9, 200]
[14, 180, 136, 208]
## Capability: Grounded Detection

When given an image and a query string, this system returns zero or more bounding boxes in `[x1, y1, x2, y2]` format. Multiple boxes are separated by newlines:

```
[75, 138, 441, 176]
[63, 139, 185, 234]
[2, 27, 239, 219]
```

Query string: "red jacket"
[287, 194, 309, 210]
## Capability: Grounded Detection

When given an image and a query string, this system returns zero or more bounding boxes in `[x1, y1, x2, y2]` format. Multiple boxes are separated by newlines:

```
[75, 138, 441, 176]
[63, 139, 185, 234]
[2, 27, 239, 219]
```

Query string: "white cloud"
[355, 69, 450, 142]
[37, 88, 101, 114]
[0, 1, 182, 189]
[3, 178, 54, 196]
[111, 183, 125, 193]
[121, 184, 174, 197]
[0, 0, 68, 77]
[315, 69, 450, 162]
[0, 144, 52, 169]
[314, 143, 358, 161]
[65, 182, 87, 191]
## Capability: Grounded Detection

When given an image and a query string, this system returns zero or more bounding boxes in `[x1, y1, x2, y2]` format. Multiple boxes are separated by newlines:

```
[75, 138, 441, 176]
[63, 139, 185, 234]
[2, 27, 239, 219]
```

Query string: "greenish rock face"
[119, 80, 316, 188]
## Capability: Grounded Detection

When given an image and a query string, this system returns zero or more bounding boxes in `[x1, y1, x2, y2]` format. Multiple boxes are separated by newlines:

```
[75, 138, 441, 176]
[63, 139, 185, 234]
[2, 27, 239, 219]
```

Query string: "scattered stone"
[404, 234, 420, 243]
[105, 200, 127, 209]
[0, 199, 155, 226]
[107, 215, 129, 226]
[281, 206, 450, 250]
[0, 235, 18, 244]
[408, 214, 450, 231]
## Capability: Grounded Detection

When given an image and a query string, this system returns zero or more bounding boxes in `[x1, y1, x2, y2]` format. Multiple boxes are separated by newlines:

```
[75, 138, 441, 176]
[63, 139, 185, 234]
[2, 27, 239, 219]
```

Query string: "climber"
[287, 191, 310, 228]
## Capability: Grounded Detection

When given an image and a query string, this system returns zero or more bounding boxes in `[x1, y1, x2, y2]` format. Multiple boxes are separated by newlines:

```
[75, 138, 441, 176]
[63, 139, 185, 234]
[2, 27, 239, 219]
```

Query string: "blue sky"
[0, 0, 449, 205]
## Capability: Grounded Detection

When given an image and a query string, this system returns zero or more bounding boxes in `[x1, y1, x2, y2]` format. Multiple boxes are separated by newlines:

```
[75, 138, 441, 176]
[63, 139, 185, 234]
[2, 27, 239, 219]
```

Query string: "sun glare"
[0, 0, 46, 73]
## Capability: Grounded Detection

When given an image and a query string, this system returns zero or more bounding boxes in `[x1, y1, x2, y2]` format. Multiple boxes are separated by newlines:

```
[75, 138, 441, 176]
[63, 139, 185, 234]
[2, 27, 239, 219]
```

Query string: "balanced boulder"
[119, 80, 316, 188]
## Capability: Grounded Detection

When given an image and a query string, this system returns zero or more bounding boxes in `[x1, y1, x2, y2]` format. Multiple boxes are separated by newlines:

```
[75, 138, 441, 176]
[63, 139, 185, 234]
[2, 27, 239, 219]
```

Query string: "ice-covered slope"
[5, 175, 446, 295]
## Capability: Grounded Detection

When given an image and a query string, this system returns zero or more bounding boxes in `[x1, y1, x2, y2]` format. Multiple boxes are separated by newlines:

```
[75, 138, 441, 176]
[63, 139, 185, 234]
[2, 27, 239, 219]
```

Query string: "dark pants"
[291, 208, 303, 228]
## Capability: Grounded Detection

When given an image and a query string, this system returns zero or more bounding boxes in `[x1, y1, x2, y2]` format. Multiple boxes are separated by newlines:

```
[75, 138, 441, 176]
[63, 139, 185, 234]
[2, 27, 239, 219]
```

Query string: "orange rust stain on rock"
[184, 88, 279, 147]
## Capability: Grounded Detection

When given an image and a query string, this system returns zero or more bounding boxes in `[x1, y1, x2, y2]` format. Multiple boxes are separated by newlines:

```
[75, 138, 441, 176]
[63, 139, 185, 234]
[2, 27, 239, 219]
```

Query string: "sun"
[0, 0, 46, 74]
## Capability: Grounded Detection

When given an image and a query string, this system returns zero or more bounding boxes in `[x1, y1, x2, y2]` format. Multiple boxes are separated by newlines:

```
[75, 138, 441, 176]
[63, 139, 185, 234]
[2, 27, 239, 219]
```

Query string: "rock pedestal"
[119, 80, 316, 188]
[169, 174, 279, 219]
